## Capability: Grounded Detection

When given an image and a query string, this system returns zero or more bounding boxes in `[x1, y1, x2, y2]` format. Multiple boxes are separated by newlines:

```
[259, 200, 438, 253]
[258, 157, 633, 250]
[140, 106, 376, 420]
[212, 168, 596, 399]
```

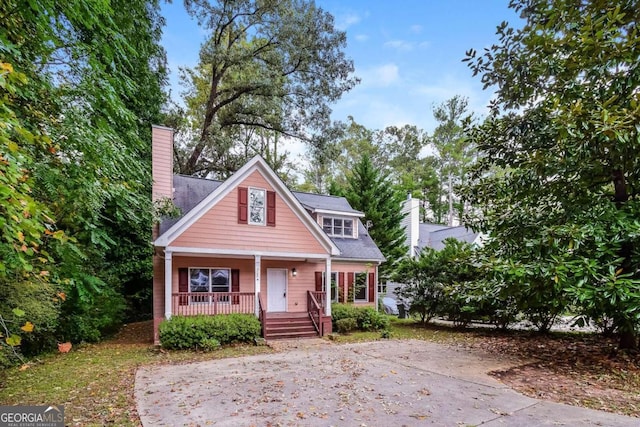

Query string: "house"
[151, 125, 385, 343]
[384, 195, 480, 299]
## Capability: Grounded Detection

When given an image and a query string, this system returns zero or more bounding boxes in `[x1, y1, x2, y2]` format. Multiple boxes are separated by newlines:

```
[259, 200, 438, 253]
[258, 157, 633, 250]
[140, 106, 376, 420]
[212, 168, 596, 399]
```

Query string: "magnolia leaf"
[21, 321, 34, 332]
[6, 334, 21, 347]
[57, 292, 66, 301]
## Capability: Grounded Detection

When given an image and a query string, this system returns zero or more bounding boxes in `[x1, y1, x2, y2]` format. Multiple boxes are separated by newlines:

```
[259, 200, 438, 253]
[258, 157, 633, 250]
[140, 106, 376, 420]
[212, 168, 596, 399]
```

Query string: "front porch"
[170, 290, 329, 339]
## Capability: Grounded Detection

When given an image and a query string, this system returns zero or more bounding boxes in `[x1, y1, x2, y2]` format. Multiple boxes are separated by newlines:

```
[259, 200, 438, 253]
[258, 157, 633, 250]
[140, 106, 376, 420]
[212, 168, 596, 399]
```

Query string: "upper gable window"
[322, 216, 355, 238]
[238, 187, 276, 226]
[249, 188, 266, 225]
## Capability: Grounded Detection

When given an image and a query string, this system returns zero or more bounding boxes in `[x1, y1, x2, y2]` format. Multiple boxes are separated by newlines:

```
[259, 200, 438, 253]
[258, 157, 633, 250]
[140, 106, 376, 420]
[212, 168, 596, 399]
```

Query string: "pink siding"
[260, 260, 320, 313]
[171, 170, 328, 254]
[152, 125, 173, 201]
[331, 261, 377, 307]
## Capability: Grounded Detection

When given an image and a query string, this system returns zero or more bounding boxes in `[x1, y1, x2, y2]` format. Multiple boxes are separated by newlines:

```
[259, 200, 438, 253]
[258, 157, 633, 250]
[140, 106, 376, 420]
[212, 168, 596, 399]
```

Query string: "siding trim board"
[166, 246, 331, 261]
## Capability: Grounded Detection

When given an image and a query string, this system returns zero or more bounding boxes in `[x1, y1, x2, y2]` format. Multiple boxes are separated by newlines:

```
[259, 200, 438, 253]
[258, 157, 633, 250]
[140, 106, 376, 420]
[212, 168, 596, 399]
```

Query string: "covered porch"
[157, 248, 333, 340]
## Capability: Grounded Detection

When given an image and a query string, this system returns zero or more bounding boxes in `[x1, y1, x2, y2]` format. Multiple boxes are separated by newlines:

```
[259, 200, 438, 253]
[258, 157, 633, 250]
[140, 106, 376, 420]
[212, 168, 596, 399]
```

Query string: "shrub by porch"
[159, 314, 261, 350]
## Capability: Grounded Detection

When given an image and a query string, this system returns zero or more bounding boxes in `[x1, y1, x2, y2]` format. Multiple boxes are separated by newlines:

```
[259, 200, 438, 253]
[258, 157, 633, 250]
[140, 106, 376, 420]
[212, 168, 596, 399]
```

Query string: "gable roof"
[293, 191, 365, 217]
[155, 156, 340, 256]
[417, 224, 479, 251]
[291, 191, 383, 261]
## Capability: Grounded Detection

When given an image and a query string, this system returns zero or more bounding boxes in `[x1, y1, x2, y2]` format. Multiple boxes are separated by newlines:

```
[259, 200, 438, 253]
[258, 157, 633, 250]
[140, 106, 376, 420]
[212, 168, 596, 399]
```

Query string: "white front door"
[267, 268, 287, 312]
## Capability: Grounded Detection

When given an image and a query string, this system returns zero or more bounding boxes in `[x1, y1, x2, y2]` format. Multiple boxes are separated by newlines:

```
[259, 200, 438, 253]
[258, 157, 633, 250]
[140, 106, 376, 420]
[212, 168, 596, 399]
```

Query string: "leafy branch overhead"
[176, 0, 358, 177]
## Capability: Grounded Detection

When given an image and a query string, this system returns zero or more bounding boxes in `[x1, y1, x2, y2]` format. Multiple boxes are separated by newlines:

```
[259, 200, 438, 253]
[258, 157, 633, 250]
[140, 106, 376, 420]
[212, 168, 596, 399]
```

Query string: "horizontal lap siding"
[151, 127, 173, 200]
[172, 171, 327, 255]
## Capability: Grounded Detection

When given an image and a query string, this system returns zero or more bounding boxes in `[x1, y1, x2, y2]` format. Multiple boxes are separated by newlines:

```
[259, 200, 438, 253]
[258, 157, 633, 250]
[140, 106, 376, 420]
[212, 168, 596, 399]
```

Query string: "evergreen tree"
[344, 155, 407, 279]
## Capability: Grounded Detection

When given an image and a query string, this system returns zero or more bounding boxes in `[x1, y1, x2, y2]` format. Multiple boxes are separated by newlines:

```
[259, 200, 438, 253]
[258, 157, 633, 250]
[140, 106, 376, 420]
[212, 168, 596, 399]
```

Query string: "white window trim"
[322, 271, 340, 303]
[353, 272, 368, 303]
[321, 215, 357, 238]
[248, 187, 266, 226]
[188, 267, 231, 305]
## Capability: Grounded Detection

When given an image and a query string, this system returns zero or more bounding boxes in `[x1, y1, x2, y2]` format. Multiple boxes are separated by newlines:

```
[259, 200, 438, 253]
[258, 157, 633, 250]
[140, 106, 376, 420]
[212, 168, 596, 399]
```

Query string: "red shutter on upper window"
[315, 271, 323, 292]
[347, 272, 354, 303]
[231, 269, 240, 304]
[368, 272, 376, 303]
[338, 272, 345, 302]
[266, 190, 276, 226]
[178, 268, 188, 306]
[238, 187, 248, 224]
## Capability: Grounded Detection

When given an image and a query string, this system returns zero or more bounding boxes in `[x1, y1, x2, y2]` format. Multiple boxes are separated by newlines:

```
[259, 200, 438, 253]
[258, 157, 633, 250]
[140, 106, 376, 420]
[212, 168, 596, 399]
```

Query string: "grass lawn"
[1, 317, 638, 424]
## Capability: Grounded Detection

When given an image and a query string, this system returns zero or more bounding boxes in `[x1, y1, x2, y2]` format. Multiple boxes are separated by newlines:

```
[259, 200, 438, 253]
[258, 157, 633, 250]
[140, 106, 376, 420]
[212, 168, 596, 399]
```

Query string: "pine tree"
[345, 155, 407, 279]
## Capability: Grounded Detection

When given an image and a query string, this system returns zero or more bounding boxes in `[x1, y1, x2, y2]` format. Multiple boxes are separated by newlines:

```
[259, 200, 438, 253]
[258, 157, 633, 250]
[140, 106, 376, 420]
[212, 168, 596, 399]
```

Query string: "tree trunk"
[612, 169, 637, 350]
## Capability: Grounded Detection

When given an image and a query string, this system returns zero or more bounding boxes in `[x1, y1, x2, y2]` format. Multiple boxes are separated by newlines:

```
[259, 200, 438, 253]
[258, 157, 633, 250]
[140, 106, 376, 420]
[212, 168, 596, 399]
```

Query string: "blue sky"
[160, 0, 523, 135]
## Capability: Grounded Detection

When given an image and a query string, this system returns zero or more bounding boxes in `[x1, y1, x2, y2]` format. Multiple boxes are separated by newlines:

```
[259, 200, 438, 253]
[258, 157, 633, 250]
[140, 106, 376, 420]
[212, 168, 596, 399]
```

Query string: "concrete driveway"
[135, 339, 637, 426]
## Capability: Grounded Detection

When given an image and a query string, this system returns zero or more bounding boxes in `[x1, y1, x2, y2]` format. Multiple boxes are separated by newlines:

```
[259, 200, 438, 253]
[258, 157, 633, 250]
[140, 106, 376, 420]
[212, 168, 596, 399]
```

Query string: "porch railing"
[307, 291, 324, 334]
[311, 291, 326, 309]
[258, 292, 266, 336]
[172, 292, 255, 316]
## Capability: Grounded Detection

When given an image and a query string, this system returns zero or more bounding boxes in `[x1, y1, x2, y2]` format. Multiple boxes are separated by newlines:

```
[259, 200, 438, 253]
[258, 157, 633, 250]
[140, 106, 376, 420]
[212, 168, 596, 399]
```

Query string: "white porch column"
[325, 257, 332, 316]
[164, 251, 173, 319]
[254, 255, 261, 317]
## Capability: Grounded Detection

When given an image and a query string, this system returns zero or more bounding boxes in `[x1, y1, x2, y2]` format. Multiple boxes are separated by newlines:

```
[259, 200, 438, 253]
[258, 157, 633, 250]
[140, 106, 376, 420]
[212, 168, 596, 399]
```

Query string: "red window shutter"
[178, 268, 188, 306]
[347, 272, 354, 303]
[266, 190, 276, 226]
[315, 271, 323, 292]
[368, 272, 376, 303]
[338, 272, 345, 303]
[238, 187, 248, 224]
[231, 269, 240, 304]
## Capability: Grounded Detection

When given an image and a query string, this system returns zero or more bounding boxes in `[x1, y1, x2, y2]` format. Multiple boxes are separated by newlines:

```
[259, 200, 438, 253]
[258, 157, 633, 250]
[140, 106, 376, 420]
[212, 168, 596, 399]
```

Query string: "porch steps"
[263, 312, 319, 340]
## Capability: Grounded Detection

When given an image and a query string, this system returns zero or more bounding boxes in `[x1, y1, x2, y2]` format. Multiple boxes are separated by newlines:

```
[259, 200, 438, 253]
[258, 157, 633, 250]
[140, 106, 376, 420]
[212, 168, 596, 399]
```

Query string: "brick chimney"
[151, 125, 174, 201]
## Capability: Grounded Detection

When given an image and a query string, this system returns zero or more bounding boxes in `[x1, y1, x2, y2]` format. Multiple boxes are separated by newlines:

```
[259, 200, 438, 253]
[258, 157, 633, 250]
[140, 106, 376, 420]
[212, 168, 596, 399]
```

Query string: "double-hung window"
[248, 188, 266, 225]
[354, 272, 367, 302]
[189, 268, 230, 304]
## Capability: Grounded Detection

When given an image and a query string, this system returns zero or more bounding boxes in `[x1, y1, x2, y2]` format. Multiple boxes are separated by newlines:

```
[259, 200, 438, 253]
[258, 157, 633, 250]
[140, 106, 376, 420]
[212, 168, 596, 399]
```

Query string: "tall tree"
[178, 0, 358, 176]
[431, 95, 475, 226]
[463, 0, 640, 348]
[344, 155, 407, 279]
[0, 0, 167, 358]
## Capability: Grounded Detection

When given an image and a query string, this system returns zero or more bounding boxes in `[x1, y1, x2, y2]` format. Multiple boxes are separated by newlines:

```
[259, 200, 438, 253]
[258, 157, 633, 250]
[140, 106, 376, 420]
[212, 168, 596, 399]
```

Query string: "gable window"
[189, 268, 230, 303]
[249, 188, 266, 225]
[322, 217, 354, 238]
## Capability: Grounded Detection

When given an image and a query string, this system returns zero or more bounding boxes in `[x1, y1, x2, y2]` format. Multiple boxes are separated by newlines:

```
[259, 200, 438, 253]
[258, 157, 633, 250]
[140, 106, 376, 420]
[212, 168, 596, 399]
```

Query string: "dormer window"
[322, 216, 355, 238]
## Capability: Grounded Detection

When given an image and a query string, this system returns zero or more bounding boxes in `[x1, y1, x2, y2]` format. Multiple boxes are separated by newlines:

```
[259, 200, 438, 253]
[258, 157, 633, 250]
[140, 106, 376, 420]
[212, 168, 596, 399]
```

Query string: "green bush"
[336, 317, 357, 334]
[332, 304, 389, 332]
[159, 314, 261, 350]
[356, 307, 390, 331]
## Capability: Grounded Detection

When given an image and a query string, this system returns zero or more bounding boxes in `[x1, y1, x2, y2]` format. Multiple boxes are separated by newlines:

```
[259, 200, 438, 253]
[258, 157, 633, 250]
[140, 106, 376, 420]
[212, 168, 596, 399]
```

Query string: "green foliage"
[159, 314, 261, 350]
[174, 0, 357, 177]
[463, 0, 640, 347]
[335, 317, 357, 334]
[356, 307, 390, 331]
[0, 0, 167, 354]
[344, 155, 407, 278]
[331, 304, 389, 332]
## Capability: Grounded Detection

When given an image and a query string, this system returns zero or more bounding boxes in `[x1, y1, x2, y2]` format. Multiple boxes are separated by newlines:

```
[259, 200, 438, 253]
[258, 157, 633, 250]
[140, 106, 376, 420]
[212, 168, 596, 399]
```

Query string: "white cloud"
[409, 24, 423, 34]
[358, 63, 400, 87]
[418, 41, 431, 49]
[384, 40, 413, 52]
[336, 13, 362, 30]
[354, 34, 369, 42]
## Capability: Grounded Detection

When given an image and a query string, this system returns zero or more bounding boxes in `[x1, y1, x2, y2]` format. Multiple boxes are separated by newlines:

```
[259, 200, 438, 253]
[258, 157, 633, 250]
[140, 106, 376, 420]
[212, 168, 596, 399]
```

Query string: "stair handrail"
[258, 292, 266, 337]
[307, 290, 322, 334]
